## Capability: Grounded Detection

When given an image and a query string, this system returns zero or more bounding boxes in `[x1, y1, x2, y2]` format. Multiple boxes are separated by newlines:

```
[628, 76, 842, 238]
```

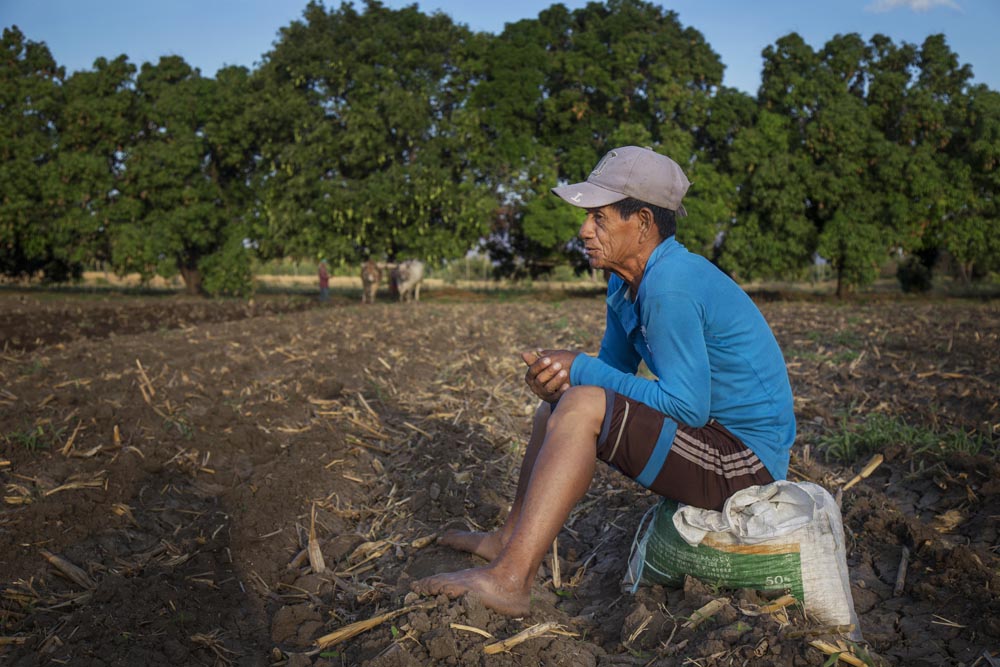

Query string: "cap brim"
[553, 182, 688, 217]
[551, 182, 627, 209]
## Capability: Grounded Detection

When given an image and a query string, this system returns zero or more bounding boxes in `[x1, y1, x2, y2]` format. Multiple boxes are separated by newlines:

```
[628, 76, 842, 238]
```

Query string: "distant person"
[318, 259, 330, 302]
[412, 146, 796, 616]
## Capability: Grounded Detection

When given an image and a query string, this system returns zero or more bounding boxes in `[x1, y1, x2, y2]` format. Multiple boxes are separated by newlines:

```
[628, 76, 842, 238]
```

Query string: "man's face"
[578, 204, 640, 273]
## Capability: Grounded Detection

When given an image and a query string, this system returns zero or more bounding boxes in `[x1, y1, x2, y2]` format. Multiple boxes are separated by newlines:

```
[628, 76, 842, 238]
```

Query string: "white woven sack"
[625, 481, 861, 639]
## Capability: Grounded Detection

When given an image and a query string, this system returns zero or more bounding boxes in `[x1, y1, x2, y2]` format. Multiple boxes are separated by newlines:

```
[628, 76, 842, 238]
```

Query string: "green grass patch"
[5, 421, 66, 451]
[163, 415, 194, 439]
[831, 350, 860, 364]
[817, 413, 991, 464]
[803, 329, 862, 349]
[19, 359, 44, 376]
[829, 330, 862, 348]
[785, 348, 823, 362]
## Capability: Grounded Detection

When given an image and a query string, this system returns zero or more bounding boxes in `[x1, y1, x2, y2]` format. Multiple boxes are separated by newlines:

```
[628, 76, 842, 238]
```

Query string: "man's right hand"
[521, 349, 572, 403]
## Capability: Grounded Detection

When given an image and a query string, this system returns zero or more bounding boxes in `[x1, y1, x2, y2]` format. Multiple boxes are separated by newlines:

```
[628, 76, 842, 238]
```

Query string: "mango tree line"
[730, 32, 1000, 296]
[2, 0, 997, 296]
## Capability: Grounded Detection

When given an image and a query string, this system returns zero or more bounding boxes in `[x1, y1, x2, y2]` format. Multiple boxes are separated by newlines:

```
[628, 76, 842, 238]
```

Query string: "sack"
[624, 481, 861, 639]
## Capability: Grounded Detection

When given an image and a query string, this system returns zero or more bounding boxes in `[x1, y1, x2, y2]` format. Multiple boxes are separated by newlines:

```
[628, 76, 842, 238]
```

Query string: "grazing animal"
[391, 260, 425, 302]
[360, 260, 381, 304]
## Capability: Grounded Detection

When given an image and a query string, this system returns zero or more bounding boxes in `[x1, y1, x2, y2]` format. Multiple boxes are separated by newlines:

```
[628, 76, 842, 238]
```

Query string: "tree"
[862, 34, 935, 261]
[49, 56, 138, 276]
[251, 0, 495, 267]
[110, 57, 254, 295]
[721, 32, 987, 296]
[0, 27, 67, 280]
[809, 36, 894, 297]
[686, 87, 756, 265]
[723, 107, 814, 281]
[907, 36, 998, 286]
[7, 7, 995, 295]
[848, 33, 992, 289]
[198, 65, 259, 295]
[940, 85, 1000, 281]
[474, 0, 726, 274]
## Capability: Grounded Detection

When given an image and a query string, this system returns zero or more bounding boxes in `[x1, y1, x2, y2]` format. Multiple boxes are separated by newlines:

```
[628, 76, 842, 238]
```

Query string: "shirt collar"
[606, 236, 679, 335]
[640, 235, 678, 293]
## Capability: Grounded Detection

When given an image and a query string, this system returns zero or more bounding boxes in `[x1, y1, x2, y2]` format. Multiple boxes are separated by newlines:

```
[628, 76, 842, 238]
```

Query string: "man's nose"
[579, 215, 594, 238]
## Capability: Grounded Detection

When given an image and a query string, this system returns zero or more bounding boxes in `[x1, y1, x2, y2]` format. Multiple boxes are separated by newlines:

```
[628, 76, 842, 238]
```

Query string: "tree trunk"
[179, 265, 203, 295]
[835, 265, 845, 299]
[957, 261, 972, 287]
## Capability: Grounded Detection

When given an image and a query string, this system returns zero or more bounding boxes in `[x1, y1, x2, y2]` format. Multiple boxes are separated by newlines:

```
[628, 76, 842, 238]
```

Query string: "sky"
[2, 0, 998, 95]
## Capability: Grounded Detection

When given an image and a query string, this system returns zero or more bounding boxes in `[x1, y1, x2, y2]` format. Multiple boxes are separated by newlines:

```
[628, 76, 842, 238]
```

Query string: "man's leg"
[438, 400, 552, 561]
[595, 393, 774, 511]
[412, 386, 604, 616]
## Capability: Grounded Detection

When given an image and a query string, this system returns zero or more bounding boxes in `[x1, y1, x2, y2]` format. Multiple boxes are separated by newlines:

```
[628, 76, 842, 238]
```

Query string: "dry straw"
[809, 639, 868, 666]
[449, 623, 493, 638]
[842, 453, 884, 491]
[39, 550, 96, 590]
[314, 603, 433, 649]
[482, 622, 578, 655]
[682, 597, 730, 630]
[308, 503, 326, 574]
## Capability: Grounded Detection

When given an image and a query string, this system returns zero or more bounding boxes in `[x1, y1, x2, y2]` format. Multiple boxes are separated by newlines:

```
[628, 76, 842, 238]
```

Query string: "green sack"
[624, 481, 860, 637]
[628, 498, 806, 602]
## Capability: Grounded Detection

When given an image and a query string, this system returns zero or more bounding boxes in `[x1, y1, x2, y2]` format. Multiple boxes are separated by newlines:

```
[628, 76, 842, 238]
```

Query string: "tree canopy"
[1, 2, 996, 296]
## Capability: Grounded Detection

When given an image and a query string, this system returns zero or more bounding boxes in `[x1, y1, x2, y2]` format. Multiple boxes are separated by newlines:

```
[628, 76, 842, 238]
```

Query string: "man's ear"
[637, 207, 655, 240]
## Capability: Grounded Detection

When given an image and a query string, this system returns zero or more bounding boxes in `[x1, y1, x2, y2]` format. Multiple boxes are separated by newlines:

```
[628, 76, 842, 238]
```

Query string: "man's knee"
[547, 386, 606, 435]
[534, 400, 552, 421]
[530, 400, 553, 436]
[560, 385, 606, 406]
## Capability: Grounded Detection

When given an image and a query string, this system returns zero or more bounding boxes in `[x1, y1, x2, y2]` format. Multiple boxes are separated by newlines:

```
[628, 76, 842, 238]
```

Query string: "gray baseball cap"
[552, 146, 690, 216]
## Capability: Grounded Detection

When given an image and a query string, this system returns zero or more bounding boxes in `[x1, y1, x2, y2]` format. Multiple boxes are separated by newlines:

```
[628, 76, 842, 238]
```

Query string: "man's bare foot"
[438, 530, 504, 561]
[410, 567, 530, 617]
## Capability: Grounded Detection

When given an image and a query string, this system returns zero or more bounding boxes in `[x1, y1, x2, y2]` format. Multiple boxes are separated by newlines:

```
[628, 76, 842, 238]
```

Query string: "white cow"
[391, 260, 425, 302]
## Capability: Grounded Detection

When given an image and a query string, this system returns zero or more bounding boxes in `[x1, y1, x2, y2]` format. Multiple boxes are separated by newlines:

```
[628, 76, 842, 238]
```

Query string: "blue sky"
[3, 0, 997, 95]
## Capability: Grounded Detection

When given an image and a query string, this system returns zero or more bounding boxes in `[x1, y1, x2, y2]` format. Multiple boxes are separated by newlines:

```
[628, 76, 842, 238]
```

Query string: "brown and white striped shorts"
[596, 389, 773, 511]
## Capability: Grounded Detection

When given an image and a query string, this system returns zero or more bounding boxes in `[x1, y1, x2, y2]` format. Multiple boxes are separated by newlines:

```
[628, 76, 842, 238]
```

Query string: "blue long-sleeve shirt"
[570, 236, 796, 480]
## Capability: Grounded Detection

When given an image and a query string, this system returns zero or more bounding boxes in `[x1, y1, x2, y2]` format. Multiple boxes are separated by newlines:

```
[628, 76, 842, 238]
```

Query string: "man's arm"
[596, 304, 641, 374]
[521, 285, 637, 404]
[571, 291, 711, 427]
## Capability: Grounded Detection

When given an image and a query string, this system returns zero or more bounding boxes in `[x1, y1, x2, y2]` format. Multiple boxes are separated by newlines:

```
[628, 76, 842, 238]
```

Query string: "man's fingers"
[534, 363, 566, 392]
[543, 370, 568, 393]
[526, 357, 552, 383]
[532, 360, 562, 386]
[524, 371, 559, 403]
[521, 349, 549, 366]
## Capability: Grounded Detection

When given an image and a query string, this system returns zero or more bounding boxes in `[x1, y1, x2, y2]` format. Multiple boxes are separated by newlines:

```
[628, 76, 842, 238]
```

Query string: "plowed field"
[1, 289, 998, 666]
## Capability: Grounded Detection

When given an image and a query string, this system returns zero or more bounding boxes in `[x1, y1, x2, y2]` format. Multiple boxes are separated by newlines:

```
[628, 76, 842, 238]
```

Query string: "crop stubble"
[0, 290, 998, 666]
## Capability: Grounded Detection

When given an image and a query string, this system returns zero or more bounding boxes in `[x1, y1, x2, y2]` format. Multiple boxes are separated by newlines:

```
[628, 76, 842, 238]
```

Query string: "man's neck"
[626, 237, 665, 299]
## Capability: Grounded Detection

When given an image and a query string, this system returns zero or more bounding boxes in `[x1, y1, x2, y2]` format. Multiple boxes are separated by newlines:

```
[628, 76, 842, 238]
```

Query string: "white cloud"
[866, 0, 961, 12]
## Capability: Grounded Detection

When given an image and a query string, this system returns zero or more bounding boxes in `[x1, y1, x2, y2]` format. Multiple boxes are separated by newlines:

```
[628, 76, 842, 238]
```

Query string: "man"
[318, 259, 330, 302]
[412, 146, 796, 617]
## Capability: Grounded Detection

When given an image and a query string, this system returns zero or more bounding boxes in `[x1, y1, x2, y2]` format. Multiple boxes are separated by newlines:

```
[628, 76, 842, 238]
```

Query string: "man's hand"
[521, 349, 578, 403]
